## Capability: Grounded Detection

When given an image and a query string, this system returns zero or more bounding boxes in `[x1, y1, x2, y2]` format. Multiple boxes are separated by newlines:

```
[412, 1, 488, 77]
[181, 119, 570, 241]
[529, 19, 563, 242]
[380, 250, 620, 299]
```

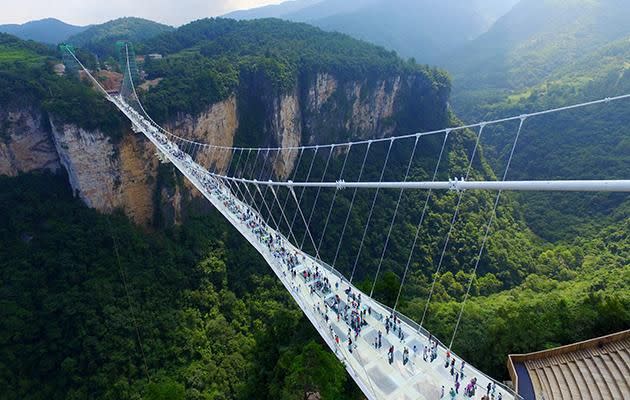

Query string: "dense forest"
[0, 173, 360, 400]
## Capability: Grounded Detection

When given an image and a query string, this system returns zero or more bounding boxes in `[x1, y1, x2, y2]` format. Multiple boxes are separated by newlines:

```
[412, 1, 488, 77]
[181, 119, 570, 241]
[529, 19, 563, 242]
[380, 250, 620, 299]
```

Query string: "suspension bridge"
[64, 44, 630, 400]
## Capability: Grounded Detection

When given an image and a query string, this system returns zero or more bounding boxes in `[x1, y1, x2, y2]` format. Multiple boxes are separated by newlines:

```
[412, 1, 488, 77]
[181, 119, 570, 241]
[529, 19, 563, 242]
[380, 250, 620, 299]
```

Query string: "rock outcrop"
[50, 119, 159, 226]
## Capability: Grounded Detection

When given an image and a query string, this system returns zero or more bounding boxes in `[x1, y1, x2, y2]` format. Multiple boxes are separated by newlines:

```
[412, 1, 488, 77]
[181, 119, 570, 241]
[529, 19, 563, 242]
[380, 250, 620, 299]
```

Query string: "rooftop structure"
[508, 330, 630, 400]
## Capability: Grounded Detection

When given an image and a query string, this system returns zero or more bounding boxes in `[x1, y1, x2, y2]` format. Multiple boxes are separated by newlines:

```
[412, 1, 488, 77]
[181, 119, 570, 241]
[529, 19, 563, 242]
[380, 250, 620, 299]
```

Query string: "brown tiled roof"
[508, 330, 630, 400]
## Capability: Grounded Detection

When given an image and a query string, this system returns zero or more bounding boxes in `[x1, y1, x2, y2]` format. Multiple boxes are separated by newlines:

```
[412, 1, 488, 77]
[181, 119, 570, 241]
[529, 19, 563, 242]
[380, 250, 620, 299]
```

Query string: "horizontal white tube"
[218, 177, 630, 192]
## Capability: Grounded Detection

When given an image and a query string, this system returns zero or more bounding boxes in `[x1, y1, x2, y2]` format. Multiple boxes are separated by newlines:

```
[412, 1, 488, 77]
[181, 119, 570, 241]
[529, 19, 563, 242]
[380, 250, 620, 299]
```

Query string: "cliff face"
[0, 108, 60, 176]
[49, 119, 159, 226]
[165, 95, 238, 177]
[0, 70, 449, 226]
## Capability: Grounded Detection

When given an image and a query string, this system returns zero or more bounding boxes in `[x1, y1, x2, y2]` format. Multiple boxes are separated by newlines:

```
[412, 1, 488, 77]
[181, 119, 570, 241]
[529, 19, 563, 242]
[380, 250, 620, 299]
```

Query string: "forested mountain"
[138, 18, 449, 133]
[448, 0, 630, 110]
[445, 0, 630, 241]
[224, 0, 520, 64]
[0, 18, 86, 44]
[67, 17, 173, 57]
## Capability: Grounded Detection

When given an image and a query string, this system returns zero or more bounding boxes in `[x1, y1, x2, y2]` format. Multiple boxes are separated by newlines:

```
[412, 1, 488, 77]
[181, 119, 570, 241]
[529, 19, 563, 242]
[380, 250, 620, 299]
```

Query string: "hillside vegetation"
[0, 173, 360, 400]
[67, 17, 173, 58]
[448, 0, 630, 101]
[0, 33, 51, 65]
[0, 33, 123, 137]
[408, 213, 630, 377]
[446, 0, 630, 241]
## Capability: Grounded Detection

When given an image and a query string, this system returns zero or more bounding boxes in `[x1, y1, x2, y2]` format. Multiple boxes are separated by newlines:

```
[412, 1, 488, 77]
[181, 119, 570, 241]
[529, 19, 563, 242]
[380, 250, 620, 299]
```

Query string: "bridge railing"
[306, 254, 523, 400]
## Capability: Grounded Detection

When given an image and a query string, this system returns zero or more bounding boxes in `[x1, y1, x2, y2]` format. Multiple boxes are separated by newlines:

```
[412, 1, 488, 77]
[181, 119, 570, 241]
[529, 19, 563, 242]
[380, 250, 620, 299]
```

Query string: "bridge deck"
[113, 96, 516, 400]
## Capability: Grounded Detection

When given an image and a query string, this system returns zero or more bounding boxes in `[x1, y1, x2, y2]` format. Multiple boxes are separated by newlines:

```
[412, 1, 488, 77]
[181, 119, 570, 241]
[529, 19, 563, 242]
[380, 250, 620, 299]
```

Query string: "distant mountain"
[448, 0, 630, 102]
[225, 0, 324, 20]
[224, 0, 520, 64]
[0, 18, 87, 44]
[444, 0, 630, 241]
[67, 17, 174, 57]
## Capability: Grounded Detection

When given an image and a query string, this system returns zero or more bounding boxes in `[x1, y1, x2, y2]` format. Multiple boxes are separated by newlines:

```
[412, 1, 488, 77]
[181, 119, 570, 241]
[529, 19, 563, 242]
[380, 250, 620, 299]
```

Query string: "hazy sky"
[0, 0, 284, 26]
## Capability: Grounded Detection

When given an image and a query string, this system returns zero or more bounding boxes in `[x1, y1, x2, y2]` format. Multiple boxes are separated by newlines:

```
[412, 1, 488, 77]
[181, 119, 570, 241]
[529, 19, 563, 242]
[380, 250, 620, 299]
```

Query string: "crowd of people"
[122, 99, 511, 400]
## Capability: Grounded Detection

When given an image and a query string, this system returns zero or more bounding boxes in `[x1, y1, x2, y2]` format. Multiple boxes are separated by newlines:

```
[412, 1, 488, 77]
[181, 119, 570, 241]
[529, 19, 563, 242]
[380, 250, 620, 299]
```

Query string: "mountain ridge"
[223, 0, 520, 64]
[0, 18, 87, 44]
[66, 17, 174, 57]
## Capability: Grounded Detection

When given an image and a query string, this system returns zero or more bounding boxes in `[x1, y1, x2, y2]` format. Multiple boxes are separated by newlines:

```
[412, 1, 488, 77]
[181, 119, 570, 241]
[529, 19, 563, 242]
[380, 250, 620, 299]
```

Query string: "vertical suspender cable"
[289, 147, 320, 233]
[224, 151, 250, 205]
[331, 142, 372, 269]
[392, 132, 449, 313]
[230, 149, 258, 212]
[252, 149, 281, 229]
[254, 182, 281, 231]
[269, 185, 301, 246]
[248, 149, 262, 181]
[420, 124, 486, 328]
[240, 149, 266, 221]
[301, 146, 335, 249]
[223, 146, 237, 176]
[233, 148, 245, 178]
[250, 149, 269, 212]
[448, 118, 526, 350]
[289, 186, 322, 261]
[264, 149, 286, 229]
[364, 139, 395, 296]
[229, 149, 250, 206]
[349, 139, 394, 284]
[316, 144, 353, 259]
[281, 148, 305, 220]
[371, 136, 421, 296]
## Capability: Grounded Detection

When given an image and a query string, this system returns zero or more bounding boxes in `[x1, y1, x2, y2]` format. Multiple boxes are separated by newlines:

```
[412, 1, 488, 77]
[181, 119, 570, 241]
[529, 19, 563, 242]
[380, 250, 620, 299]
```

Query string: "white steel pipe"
[216, 177, 630, 192]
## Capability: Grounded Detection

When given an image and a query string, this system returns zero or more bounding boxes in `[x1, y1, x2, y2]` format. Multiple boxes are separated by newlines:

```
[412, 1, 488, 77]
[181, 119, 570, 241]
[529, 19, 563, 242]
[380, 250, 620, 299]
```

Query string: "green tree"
[145, 379, 185, 400]
[281, 341, 347, 400]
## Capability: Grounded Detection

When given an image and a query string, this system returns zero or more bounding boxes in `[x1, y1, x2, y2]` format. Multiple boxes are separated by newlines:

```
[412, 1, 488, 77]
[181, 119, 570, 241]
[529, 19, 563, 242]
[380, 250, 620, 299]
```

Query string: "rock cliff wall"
[0, 70, 448, 227]
[0, 108, 60, 176]
[50, 119, 159, 226]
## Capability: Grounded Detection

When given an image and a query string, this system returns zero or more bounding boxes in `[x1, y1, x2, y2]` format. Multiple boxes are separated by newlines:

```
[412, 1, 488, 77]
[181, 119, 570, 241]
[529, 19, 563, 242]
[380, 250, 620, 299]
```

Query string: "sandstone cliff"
[0, 70, 448, 227]
[49, 119, 159, 226]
